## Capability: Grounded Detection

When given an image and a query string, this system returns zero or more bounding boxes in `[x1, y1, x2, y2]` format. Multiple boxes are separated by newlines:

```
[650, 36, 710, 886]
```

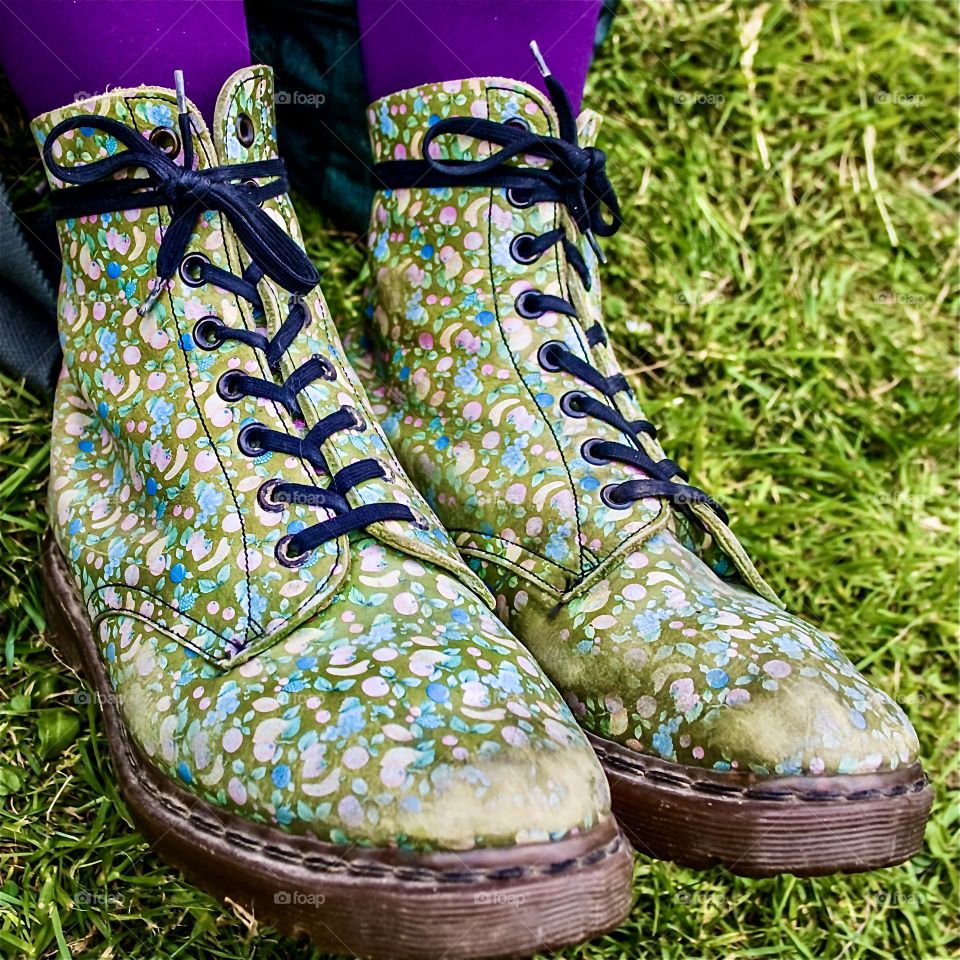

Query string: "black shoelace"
[44, 103, 418, 567]
[373, 51, 726, 528]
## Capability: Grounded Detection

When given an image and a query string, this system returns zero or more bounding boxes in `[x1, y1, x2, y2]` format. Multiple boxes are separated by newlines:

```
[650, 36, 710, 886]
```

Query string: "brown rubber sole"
[589, 731, 932, 878]
[42, 536, 634, 960]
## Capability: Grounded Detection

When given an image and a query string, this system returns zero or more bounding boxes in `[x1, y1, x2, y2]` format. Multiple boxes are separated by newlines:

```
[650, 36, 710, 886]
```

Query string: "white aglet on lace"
[530, 40, 551, 77]
[529, 41, 606, 265]
[174, 69, 200, 134]
[137, 281, 167, 317]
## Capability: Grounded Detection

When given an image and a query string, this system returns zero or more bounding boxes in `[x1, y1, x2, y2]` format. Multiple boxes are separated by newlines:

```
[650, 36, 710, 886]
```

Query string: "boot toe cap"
[690, 662, 920, 776]
[107, 555, 611, 851]
[538, 533, 921, 779]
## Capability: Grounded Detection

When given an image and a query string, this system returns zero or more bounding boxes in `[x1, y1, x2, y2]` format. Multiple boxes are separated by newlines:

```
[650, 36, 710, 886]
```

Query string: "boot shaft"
[36, 67, 491, 668]
[365, 76, 776, 602]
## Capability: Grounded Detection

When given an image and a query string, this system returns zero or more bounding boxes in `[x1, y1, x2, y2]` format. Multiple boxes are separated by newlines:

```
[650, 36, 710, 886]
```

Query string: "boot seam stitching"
[232, 76, 347, 624]
[224, 79, 337, 634]
[127, 91, 256, 648]
[593, 740, 929, 802]
[485, 83, 588, 577]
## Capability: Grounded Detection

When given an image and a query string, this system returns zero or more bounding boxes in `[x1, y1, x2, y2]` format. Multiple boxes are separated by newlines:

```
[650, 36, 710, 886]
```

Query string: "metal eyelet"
[217, 370, 245, 402]
[506, 116, 532, 132]
[376, 458, 396, 484]
[315, 354, 337, 380]
[601, 484, 633, 510]
[537, 340, 566, 372]
[193, 315, 224, 350]
[237, 422, 266, 457]
[149, 125, 181, 156]
[510, 233, 540, 265]
[409, 509, 430, 531]
[275, 533, 310, 568]
[236, 113, 255, 147]
[179, 252, 209, 287]
[506, 187, 534, 208]
[516, 289, 545, 319]
[581, 437, 610, 465]
[257, 478, 286, 513]
[560, 390, 589, 418]
[343, 405, 366, 431]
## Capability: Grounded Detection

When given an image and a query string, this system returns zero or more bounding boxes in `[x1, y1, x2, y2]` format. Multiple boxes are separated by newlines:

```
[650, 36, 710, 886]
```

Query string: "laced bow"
[44, 110, 319, 311]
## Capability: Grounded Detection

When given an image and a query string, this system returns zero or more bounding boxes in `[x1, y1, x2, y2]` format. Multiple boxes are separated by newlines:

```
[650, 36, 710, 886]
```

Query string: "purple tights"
[358, 0, 602, 110]
[0, 1, 600, 122]
[0, 1, 251, 123]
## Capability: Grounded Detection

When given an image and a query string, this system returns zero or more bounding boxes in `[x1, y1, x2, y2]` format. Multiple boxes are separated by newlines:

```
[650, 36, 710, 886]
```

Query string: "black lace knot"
[155, 167, 213, 208]
[43, 112, 318, 296]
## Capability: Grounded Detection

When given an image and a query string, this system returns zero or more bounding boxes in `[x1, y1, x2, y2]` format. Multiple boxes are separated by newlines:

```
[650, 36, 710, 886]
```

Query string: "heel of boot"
[41, 532, 87, 678]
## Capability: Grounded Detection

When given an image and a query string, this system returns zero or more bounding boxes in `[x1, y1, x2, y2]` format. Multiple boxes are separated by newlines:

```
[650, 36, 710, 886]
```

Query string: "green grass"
[1, 1, 958, 957]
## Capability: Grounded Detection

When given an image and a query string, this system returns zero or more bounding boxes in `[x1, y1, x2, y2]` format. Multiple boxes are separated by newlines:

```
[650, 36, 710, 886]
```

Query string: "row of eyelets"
[500, 132, 641, 518]
[185, 261, 311, 566]
[539, 336, 633, 511]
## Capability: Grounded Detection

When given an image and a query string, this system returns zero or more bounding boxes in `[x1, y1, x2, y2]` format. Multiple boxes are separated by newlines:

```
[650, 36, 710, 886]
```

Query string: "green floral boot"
[358, 57, 932, 876]
[34, 66, 635, 958]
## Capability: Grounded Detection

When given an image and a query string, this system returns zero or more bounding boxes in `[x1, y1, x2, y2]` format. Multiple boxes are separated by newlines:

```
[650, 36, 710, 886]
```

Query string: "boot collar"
[33, 65, 282, 184]
[367, 75, 607, 161]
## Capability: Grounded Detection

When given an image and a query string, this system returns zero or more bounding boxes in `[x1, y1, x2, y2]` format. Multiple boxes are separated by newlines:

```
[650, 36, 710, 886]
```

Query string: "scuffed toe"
[104, 542, 611, 852]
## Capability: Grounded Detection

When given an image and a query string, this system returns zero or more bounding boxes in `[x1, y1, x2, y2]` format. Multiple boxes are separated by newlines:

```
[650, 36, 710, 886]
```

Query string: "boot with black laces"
[358, 45, 932, 876]
[35, 65, 633, 957]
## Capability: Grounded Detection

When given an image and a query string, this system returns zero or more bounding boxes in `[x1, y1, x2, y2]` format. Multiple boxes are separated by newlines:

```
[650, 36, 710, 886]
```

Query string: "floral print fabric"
[36, 67, 611, 848]
[359, 77, 919, 778]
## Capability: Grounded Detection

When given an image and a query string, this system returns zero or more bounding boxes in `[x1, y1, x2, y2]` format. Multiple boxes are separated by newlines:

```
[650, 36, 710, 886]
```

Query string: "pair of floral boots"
[35, 62, 931, 960]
